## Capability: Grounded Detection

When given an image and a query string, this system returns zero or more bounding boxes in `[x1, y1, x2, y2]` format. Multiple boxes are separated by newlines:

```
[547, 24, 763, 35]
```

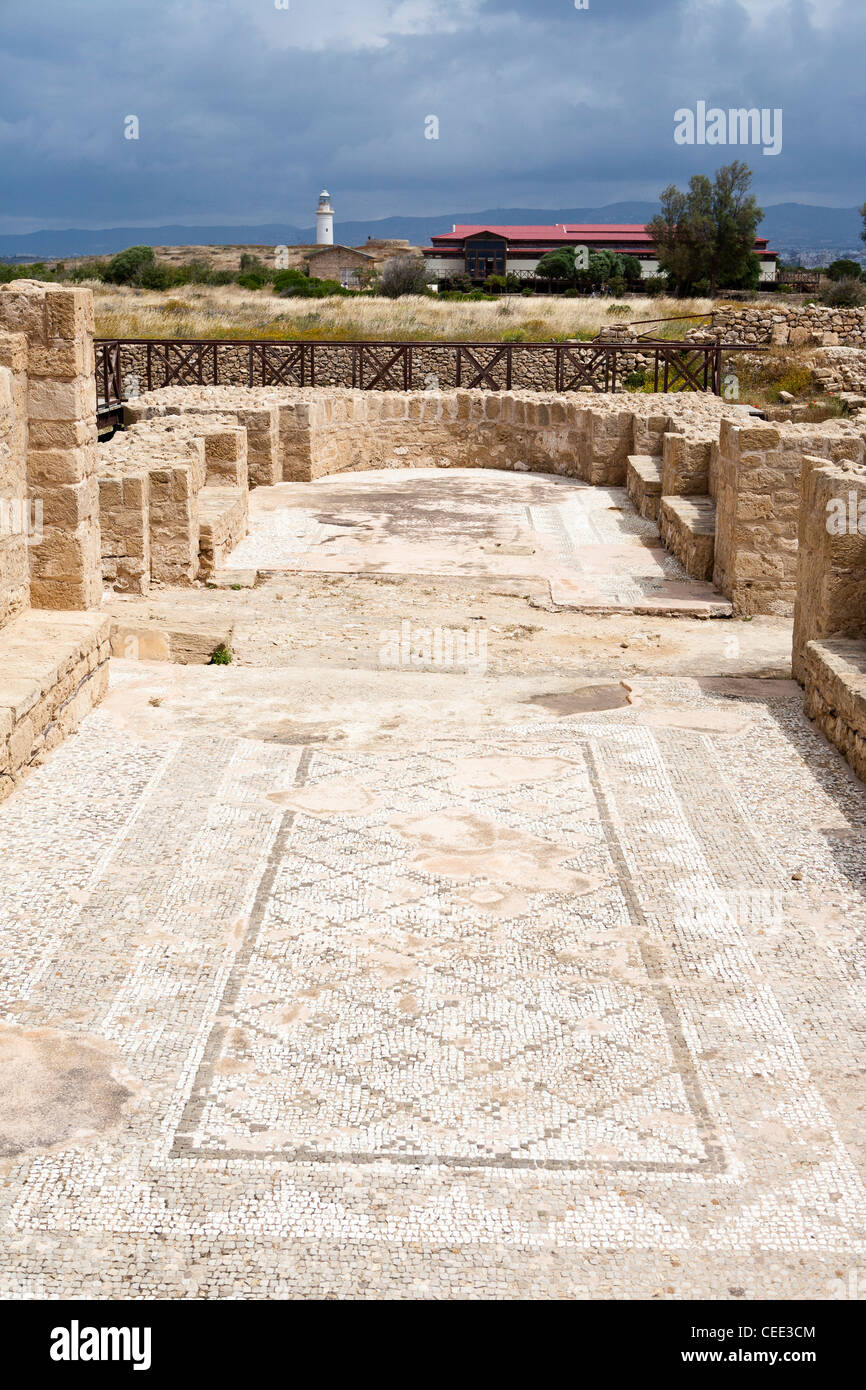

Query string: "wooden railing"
[94, 337, 764, 412]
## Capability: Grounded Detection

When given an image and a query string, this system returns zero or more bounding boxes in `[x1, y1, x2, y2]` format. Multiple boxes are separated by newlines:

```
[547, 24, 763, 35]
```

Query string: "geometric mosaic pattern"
[175, 740, 719, 1170]
[2, 677, 866, 1296]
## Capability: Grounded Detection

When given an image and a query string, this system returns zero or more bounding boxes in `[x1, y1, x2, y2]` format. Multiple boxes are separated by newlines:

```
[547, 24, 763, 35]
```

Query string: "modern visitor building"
[423, 223, 778, 284]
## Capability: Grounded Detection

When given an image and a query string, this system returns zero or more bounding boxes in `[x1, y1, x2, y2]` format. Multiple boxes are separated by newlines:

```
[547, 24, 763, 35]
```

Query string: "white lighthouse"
[316, 189, 334, 246]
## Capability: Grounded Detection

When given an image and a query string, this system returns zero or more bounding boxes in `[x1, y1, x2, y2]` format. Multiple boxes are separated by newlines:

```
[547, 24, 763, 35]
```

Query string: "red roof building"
[423, 223, 777, 284]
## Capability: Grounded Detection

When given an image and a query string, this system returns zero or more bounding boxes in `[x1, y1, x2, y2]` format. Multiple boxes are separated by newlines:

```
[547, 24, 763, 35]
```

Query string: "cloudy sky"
[0, 0, 862, 233]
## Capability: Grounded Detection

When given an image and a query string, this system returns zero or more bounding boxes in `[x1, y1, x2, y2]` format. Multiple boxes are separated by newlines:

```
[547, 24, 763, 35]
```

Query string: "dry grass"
[92, 282, 713, 343]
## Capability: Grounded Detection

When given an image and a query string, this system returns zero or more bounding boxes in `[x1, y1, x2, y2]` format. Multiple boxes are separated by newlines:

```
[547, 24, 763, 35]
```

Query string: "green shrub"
[607, 302, 632, 316]
[275, 270, 353, 299]
[65, 260, 108, 282]
[439, 272, 473, 293]
[137, 262, 175, 291]
[170, 259, 219, 285]
[623, 368, 648, 390]
[380, 254, 430, 298]
[0, 261, 56, 284]
[239, 253, 270, 277]
[272, 268, 308, 293]
[104, 245, 157, 285]
[209, 644, 233, 666]
[821, 277, 865, 307]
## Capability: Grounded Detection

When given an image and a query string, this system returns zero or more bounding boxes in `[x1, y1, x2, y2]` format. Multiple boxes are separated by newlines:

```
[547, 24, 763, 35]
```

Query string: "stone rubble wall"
[112, 340, 711, 396]
[808, 347, 866, 397]
[126, 394, 278, 486]
[0, 330, 31, 627]
[687, 303, 866, 349]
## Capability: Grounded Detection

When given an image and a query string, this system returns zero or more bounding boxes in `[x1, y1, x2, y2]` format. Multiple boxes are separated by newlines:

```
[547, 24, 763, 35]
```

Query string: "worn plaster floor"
[226, 468, 730, 616]
[2, 468, 866, 1300]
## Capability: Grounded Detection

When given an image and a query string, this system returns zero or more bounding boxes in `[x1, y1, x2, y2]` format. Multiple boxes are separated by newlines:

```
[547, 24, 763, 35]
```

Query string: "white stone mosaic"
[1, 681, 865, 1297]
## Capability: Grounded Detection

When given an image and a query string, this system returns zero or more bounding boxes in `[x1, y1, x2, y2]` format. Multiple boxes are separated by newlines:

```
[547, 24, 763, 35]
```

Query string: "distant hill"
[1, 202, 863, 261]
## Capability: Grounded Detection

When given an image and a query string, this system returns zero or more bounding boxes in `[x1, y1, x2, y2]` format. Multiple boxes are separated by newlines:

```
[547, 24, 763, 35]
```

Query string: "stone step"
[625, 454, 663, 520]
[0, 609, 110, 801]
[658, 495, 716, 582]
[105, 596, 235, 665]
[198, 486, 250, 578]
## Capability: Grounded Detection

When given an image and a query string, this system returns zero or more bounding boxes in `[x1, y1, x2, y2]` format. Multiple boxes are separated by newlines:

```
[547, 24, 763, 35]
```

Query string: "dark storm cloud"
[0, 0, 862, 232]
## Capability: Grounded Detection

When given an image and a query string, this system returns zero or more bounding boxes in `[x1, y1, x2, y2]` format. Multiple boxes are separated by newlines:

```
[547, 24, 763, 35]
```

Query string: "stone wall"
[99, 414, 249, 593]
[793, 457, 866, 681]
[125, 384, 742, 492]
[689, 303, 866, 349]
[712, 419, 865, 615]
[0, 329, 31, 627]
[0, 282, 102, 610]
[809, 347, 866, 397]
[0, 284, 110, 800]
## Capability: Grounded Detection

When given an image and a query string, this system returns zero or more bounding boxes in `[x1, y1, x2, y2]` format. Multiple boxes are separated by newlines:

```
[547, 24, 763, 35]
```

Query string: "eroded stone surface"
[0, 1023, 134, 1158]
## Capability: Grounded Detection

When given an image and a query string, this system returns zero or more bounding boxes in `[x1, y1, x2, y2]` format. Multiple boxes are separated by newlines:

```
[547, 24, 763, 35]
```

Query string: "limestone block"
[28, 375, 95, 423]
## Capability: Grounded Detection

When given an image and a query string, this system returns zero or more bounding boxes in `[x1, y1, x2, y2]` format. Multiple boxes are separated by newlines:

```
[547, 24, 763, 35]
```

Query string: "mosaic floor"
[1, 670, 865, 1297]
[226, 469, 729, 615]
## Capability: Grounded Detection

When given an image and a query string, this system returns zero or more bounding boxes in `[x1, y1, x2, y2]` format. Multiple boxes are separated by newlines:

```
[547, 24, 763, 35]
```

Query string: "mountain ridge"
[1, 202, 863, 260]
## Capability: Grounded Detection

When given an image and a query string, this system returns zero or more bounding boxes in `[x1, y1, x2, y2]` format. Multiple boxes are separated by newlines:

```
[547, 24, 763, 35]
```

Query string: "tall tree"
[648, 163, 763, 296]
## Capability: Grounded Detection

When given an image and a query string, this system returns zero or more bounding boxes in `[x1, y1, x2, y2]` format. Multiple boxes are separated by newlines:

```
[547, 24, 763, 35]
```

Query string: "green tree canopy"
[648, 162, 763, 296]
[827, 259, 863, 282]
[535, 248, 577, 281]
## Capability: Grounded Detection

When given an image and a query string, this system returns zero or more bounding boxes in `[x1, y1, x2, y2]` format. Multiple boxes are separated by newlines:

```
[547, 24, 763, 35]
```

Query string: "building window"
[465, 239, 506, 279]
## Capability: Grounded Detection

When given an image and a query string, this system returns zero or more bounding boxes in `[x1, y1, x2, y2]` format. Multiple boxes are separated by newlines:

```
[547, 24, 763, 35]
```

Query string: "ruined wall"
[99, 414, 248, 593]
[712, 419, 865, 615]
[0, 282, 102, 610]
[660, 429, 715, 497]
[690, 304, 866, 349]
[809, 347, 866, 396]
[126, 385, 741, 493]
[793, 457, 866, 682]
[0, 330, 31, 627]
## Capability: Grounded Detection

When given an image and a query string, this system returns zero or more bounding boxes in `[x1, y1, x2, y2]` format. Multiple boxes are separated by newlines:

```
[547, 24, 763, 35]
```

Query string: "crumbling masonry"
[1, 279, 866, 792]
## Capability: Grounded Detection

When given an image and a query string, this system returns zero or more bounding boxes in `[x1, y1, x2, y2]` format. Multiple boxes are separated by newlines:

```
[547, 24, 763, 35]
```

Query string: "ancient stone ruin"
[2, 278, 866, 793]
